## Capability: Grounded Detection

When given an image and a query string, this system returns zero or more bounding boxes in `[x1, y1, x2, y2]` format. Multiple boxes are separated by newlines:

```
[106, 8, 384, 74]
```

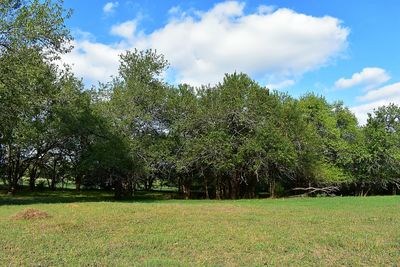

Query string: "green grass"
[1, 191, 399, 266]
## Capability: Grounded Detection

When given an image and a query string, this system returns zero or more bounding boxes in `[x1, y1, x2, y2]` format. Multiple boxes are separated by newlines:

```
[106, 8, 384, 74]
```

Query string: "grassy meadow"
[1, 190, 399, 266]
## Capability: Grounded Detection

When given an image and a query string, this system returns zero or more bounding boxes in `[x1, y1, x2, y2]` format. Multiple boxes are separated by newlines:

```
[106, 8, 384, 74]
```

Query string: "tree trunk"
[148, 178, 154, 191]
[182, 183, 190, 200]
[363, 185, 371, 197]
[269, 178, 276, 198]
[6, 144, 14, 194]
[29, 176, 35, 190]
[7, 171, 14, 195]
[246, 180, 256, 199]
[7, 151, 20, 195]
[126, 179, 133, 197]
[51, 178, 56, 190]
[29, 167, 37, 191]
[204, 177, 209, 199]
[114, 178, 123, 199]
[51, 175, 57, 191]
[177, 177, 182, 194]
[8, 163, 21, 195]
[144, 180, 150, 191]
[216, 178, 221, 200]
[7, 180, 17, 195]
[222, 183, 227, 199]
[75, 175, 81, 191]
[230, 174, 238, 199]
[50, 159, 57, 191]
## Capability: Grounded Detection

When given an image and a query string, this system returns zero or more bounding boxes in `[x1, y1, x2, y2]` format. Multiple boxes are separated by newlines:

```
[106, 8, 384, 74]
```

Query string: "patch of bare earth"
[12, 208, 51, 220]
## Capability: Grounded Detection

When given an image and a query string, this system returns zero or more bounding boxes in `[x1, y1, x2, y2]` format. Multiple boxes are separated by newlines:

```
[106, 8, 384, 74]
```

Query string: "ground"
[1, 190, 399, 266]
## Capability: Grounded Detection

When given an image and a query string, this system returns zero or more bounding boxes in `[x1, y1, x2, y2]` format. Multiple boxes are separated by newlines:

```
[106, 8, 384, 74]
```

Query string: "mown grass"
[0, 191, 399, 266]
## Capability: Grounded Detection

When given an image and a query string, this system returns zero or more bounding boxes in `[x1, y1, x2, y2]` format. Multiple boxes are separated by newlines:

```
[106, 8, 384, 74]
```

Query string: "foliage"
[0, 0, 72, 57]
[1, 0, 399, 198]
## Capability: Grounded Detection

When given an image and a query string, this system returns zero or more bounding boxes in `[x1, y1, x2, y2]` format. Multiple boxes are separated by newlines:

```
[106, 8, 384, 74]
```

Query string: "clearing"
[1, 191, 399, 266]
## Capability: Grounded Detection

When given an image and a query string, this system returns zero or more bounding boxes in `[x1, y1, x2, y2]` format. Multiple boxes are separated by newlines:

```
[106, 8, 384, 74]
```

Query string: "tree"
[298, 95, 354, 188]
[90, 49, 170, 197]
[0, 0, 72, 57]
[0, 0, 72, 194]
[360, 104, 400, 195]
[0, 49, 59, 193]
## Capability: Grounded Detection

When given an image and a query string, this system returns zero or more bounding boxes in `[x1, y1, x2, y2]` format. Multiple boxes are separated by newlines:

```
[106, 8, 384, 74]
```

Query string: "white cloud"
[63, 1, 349, 86]
[110, 20, 138, 41]
[168, 6, 181, 15]
[335, 67, 390, 90]
[266, 79, 295, 89]
[142, 2, 349, 85]
[61, 40, 123, 85]
[357, 82, 400, 102]
[205, 1, 244, 17]
[103, 2, 119, 14]
[351, 96, 400, 125]
[351, 82, 400, 124]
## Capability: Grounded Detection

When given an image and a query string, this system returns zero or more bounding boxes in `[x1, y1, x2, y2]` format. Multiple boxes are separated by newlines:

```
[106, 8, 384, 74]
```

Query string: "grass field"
[1, 190, 399, 266]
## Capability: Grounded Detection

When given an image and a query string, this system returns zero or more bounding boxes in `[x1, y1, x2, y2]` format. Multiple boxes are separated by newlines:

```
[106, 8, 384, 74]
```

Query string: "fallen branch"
[292, 186, 339, 196]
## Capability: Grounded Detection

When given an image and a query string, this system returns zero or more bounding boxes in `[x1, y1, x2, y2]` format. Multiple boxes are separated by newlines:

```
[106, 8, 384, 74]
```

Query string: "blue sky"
[63, 0, 400, 124]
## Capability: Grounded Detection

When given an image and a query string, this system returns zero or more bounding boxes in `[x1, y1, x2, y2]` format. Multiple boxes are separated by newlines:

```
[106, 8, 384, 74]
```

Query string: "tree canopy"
[1, 0, 399, 199]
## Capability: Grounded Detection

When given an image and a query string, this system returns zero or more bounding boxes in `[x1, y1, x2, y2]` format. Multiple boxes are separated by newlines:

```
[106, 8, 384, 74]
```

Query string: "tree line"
[1, 0, 399, 198]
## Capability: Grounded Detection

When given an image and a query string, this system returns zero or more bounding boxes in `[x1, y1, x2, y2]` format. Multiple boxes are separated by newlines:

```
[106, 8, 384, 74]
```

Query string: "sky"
[62, 0, 400, 124]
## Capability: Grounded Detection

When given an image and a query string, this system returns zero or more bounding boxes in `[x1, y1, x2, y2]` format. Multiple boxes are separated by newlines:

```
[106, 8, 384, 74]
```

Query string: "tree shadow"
[0, 188, 180, 206]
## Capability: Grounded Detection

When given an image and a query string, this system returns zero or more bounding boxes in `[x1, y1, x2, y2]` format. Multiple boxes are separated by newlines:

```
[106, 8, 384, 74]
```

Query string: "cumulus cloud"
[144, 2, 349, 85]
[335, 67, 390, 90]
[103, 2, 119, 14]
[168, 6, 181, 15]
[266, 79, 295, 89]
[350, 82, 400, 124]
[63, 1, 349, 86]
[110, 20, 138, 41]
[351, 95, 400, 125]
[61, 40, 123, 84]
[357, 82, 400, 102]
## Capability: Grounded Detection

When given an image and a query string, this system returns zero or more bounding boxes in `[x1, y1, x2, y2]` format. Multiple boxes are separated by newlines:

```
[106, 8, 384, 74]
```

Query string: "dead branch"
[292, 186, 339, 196]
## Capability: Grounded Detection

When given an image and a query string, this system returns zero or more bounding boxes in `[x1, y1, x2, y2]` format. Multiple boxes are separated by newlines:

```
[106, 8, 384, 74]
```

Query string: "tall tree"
[0, 0, 72, 193]
[360, 104, 400, 195]
[0, 0, 72, 56]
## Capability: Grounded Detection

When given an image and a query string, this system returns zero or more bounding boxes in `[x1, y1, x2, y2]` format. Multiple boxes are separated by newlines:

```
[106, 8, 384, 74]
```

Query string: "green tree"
[360, 104, 400, 195]
[0, 0, 72, 56]
[92, 49, 170, 197]
[0, 0, 72, 193]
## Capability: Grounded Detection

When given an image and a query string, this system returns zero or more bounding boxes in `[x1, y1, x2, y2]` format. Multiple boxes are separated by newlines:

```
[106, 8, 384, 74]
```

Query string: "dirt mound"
[12, 208, 51, 220]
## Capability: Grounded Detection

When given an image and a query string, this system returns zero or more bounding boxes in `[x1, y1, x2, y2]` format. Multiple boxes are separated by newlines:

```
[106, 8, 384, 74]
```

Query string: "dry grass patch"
[12, 208, 51, 220]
